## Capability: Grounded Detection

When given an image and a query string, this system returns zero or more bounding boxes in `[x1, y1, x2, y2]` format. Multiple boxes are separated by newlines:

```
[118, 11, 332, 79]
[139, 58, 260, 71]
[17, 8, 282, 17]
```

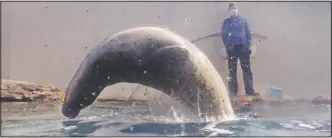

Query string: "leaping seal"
[61, 26, 235, 121]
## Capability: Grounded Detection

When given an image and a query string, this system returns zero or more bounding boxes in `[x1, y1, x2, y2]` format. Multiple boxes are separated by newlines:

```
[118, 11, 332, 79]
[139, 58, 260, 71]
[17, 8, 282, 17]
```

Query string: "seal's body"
[62, 27, 235, 121]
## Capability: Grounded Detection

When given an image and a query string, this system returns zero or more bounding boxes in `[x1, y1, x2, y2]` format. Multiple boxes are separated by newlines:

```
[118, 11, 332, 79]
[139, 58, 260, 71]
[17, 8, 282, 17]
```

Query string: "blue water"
[1, 101, 331, 136]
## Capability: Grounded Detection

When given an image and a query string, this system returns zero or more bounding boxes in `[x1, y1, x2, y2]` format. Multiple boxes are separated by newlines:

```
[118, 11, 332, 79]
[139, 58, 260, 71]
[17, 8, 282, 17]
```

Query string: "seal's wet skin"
[62, 27, 234, 121]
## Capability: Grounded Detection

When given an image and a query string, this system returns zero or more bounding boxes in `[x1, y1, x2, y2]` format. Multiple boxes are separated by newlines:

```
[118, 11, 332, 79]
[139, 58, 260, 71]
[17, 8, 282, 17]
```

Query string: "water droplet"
[80, 103, 84, 107]
[92, 92, 96, 96]
[130, 126, 134, 131]
[184, 18, 187, 21]
[68, 108, 71, 111]
[176, 80, 179, 83]
[132, 101, 136, 106]
[210, 104, 212, 107]
[143, 70, 147, 74]
[107, 76, 110, 79]
[151, 44, 154, 47]
[228, 32, 232, 36]
[138, 60, 141, 62]
[84, 98, 88, 100]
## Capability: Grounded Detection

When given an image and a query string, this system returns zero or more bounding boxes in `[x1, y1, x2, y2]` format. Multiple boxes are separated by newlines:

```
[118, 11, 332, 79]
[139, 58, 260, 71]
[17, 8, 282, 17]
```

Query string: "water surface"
[1, 101, 331, 136]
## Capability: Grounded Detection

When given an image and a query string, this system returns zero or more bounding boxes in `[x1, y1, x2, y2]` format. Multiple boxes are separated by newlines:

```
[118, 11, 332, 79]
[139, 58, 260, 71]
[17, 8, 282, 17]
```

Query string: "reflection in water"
[1, 101, 331, 136]
[61, 120, 103, 136]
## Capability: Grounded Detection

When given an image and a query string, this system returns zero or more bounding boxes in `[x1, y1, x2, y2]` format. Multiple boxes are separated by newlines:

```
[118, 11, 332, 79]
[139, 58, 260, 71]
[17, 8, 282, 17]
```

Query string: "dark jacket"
[221, 15, 252, 48]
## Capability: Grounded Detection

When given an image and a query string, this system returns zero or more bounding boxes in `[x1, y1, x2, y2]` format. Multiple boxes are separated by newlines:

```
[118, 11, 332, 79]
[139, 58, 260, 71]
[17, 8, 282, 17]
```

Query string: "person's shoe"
[246, 93, 264, 102]
[246, 92, 260, 97]
[229, 92, 237, 99]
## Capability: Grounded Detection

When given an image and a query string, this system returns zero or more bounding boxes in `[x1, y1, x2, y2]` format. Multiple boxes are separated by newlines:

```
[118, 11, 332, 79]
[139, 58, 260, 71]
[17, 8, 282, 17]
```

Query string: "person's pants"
[226, 44, 256, 97]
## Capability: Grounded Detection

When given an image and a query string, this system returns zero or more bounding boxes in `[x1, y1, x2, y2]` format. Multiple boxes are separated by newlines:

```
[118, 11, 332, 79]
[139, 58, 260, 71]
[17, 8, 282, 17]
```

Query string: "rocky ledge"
[1, 79, 65, 102]
[1, 79, 331, 105]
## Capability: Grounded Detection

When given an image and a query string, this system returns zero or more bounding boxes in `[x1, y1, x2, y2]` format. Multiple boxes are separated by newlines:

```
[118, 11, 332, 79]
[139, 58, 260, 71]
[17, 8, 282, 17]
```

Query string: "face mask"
[229, 9, 238, 16]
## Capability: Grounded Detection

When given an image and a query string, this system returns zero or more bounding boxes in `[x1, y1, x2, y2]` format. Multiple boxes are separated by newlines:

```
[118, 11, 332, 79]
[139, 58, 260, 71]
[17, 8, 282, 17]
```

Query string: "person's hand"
[220, 48, 228, 60]
[250, 45, 257, 58]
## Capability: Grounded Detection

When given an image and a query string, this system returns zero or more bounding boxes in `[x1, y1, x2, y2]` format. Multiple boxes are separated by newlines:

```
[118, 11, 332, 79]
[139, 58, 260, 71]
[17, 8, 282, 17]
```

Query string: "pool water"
[1, 101, 331, 136]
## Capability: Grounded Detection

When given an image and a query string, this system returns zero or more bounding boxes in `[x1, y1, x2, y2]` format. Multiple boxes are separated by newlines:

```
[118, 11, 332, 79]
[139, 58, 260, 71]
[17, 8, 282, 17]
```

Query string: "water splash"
[202, 122, 234, 136]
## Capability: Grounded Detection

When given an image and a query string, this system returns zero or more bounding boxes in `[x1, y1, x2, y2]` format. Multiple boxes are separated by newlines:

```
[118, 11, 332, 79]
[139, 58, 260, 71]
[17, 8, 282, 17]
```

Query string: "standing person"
[221, 2, 259, 97]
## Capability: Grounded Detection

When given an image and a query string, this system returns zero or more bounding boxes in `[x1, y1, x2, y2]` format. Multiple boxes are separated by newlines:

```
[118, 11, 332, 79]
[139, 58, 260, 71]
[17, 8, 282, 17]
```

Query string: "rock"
[1, 90, 23, 100]
[37, 86, 52, 92]
[1, 83, 7, 90]
[21, 85, 38, 91]
[51, 86, 60, 92]
[32, 91, 41, 94]
[1, 79, 63, 102]
[8, 86, 26, 94]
